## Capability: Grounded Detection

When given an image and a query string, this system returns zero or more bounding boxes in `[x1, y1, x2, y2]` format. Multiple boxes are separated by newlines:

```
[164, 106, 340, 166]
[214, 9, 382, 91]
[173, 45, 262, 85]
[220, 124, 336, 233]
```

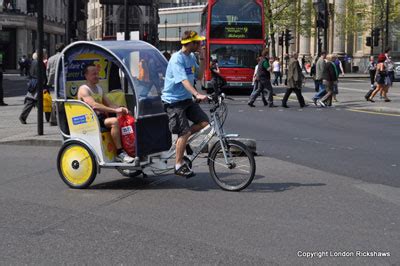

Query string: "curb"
[0, 139, 62, 147]
[349, 107, 400, 115]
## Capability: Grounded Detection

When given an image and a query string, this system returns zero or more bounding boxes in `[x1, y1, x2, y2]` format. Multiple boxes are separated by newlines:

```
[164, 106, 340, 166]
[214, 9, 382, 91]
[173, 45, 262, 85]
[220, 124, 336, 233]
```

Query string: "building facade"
[0, 0, 67, 70]
[281, 0, 400, 72]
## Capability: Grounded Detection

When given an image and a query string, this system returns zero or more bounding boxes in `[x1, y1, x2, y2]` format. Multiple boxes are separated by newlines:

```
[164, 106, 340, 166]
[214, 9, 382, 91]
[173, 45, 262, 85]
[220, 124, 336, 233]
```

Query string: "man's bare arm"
[78, 86, 123, 114]
[181, 80, 207, 101]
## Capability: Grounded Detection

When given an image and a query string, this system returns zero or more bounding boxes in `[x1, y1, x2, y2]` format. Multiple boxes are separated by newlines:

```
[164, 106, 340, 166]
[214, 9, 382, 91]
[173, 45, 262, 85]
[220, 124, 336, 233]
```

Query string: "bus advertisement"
[201, 0, 265, 92]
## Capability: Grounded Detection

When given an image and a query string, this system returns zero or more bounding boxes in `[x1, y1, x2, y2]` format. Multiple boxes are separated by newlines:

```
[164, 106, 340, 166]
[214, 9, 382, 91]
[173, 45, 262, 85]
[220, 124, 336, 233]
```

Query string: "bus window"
[210, 0, 262, 39]
[211, 44, 262, 69]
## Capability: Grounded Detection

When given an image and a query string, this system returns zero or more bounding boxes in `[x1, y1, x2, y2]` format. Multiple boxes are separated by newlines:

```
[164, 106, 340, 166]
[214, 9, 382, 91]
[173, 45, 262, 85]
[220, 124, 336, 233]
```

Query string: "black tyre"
[57, 141, 97, 189]
[208, 140, 255, 191]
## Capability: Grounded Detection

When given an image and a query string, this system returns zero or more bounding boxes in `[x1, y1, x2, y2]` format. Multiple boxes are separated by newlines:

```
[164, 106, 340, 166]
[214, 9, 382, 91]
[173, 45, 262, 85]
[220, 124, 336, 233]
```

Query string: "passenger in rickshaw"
[162, 31, 209, 178]
[77, 63, 135, 163]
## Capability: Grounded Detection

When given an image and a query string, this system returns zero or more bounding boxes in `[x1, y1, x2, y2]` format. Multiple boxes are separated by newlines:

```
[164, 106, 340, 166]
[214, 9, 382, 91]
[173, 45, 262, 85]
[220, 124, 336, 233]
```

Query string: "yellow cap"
[181, 31, 206, 44]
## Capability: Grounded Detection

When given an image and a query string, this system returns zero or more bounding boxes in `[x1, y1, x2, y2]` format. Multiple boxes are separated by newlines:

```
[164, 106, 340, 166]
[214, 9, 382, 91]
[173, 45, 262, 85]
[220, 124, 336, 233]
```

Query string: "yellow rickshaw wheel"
[57, 142, 97, 189]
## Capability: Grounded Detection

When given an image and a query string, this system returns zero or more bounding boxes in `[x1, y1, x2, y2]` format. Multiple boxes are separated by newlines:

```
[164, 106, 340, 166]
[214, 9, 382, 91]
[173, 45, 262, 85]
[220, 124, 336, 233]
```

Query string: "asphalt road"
[0, 78, 399, 264]
[222, 93, 400, 188]
[0, 145, 399, 265]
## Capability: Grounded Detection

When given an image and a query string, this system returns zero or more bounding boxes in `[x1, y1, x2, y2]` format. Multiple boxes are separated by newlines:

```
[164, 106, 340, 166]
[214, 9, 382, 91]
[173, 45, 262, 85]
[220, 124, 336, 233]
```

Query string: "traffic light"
[366, 36, 372, 47]
[143, 32, 148, 42]
[278, 36, 283, 46]
[285, 29, 293, 47]
[373, 29, 380, 46]
[316, 1, 328, 29]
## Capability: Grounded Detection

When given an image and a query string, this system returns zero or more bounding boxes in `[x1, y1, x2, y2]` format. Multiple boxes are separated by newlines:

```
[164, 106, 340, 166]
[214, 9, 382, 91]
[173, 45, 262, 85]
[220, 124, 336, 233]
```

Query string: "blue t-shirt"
[162, 50, 199, 104]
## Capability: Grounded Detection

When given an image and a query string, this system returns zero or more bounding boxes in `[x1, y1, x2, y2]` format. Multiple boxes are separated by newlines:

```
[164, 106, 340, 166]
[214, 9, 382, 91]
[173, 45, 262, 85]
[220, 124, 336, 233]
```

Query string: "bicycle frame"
[144, 96, 238, 175]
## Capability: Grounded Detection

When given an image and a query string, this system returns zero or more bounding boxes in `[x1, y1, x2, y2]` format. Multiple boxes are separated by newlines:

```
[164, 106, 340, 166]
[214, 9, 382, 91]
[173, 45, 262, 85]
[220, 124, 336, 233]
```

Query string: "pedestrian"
[210, 58, 226, 94]
[318, 54, 338, 107]
[364, 56, 377, 101]
[332, 55, 344, 102]
[18, 52, 47, 124]
[384, 47, 394, 94]
[369, 53, 391, 102]
[0, 51, 8, 106]
[18, 55, 28, 76]
[250, 56, 268, 105]
[162, 30, 209, 178]
[312, 51, 327, 105]
[46, 43, 65, 91]
[310, 57, 319, 92]
[282, 53, 306, 108]
[272, 57, 281, 86]
[248, 48, 275, 107]
[301, 55, 308, 74]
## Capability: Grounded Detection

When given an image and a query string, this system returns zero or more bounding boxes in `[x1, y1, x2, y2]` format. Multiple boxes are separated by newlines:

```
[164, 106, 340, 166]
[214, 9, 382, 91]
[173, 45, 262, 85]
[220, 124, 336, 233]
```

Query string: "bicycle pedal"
[186, 145, 194, 155]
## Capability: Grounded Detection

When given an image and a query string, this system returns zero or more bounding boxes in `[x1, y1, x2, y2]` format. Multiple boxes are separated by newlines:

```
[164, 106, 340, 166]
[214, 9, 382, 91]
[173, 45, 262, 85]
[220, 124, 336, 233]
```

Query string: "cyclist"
[162, 31, 209, 178]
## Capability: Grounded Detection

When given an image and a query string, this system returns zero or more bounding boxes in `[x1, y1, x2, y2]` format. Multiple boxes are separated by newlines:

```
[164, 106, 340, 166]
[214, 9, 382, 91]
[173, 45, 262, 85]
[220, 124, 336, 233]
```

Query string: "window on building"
[356, 32, 363, 52]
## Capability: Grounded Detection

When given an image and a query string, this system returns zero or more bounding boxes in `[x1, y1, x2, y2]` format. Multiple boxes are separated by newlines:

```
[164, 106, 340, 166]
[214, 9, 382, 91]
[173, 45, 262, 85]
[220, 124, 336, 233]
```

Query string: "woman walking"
[369, 53, 391, 102]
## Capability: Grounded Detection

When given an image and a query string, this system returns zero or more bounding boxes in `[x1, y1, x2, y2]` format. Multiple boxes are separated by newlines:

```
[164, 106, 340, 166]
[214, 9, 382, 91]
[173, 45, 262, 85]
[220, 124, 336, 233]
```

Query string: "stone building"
[280, 0, 400, 72]
[0, 0, 67, 70]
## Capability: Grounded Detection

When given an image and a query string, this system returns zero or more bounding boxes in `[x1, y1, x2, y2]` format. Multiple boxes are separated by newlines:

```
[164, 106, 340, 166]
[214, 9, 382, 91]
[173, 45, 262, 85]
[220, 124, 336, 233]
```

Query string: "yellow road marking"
[348, 109, 400, 117]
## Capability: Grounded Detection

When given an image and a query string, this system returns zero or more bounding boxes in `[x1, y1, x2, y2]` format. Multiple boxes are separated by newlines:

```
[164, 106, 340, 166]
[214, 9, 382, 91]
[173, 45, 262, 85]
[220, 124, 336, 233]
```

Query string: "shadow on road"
[89, 174, 326, 193]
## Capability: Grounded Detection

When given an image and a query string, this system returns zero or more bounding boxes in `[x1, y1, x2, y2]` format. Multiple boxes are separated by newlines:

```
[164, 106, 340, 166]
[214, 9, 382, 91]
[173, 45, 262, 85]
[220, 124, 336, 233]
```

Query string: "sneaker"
[247, 102, 255, 107]
[116, 151, 135, 163]
[313, 98, 318, 106]
[175, 164, 195, 178]
[317, 100, 326, 107]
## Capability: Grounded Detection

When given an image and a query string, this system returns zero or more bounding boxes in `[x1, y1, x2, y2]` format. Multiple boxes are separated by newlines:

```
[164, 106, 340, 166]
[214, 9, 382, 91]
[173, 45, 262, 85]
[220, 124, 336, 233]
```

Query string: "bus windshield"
[210, 44, 262, 68]
[210, 0, 262, 39]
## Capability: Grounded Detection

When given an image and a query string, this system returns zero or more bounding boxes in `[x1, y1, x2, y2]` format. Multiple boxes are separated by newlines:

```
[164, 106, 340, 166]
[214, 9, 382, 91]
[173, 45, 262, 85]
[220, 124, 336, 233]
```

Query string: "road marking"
[348, 108, 400, 117]
[340, 86, 400, 96]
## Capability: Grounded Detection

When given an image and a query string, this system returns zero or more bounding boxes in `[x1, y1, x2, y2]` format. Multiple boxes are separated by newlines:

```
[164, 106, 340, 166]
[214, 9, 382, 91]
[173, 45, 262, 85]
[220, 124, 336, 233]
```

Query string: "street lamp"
[164, 18, 168, 52]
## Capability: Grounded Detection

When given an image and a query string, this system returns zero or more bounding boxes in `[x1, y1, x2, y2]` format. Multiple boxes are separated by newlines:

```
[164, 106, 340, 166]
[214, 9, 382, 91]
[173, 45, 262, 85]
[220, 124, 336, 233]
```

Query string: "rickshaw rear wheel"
[57, 141, 97, 189]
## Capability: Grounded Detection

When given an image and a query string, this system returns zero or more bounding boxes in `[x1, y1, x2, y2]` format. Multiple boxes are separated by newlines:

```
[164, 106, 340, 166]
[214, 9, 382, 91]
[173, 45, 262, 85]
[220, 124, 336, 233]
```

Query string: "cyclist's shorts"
[163, 99, 209, 137]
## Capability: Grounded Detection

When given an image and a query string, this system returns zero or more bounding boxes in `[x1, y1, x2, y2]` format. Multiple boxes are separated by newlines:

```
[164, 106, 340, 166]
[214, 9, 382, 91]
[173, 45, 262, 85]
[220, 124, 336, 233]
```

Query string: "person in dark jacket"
[248, 48, 275, 107]
[19, 52, 47, 124]
[282, 53, 306, 108]
[318, 54, 338, 107]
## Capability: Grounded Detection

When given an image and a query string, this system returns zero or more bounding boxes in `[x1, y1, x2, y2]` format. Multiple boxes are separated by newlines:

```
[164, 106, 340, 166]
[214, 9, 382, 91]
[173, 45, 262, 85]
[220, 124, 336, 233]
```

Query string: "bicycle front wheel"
[208, 140, 255, 191]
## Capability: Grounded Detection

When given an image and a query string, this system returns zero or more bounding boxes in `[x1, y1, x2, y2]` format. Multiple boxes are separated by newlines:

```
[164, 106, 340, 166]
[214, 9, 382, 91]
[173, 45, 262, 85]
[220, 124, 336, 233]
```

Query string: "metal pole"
[385, 0, 389, 49]
[323, 0, 328, 52]
[124, 0, 129, 40]
[37, 0, 44, 135]
[371, 0, 374, 56]
[66, 0, 70, 43]
[164, 19, 167, 52]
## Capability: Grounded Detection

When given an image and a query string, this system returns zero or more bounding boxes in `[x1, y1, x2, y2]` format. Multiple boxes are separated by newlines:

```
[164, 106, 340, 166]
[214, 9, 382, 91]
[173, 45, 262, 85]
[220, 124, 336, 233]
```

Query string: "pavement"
[0, 74, 399, 147]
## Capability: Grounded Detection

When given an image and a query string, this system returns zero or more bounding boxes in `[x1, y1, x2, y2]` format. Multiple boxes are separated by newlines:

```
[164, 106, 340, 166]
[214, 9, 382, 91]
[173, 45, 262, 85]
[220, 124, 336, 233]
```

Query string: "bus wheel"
[57, 142, 97, 189]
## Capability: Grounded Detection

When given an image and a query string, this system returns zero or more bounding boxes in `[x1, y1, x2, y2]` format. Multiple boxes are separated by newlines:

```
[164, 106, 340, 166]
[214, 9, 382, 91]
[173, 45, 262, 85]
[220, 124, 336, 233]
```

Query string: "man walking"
[312, 51, 327, 105]
[248, 48, 275, 107]
[46, 43, 65, 90]
[162, 31, 209, 178]
[282, 53, 306, 108]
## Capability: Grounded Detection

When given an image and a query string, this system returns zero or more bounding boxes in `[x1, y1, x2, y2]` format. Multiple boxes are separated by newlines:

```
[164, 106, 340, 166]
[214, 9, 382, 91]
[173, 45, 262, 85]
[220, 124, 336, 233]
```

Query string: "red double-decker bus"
[200, 0, 265, 92]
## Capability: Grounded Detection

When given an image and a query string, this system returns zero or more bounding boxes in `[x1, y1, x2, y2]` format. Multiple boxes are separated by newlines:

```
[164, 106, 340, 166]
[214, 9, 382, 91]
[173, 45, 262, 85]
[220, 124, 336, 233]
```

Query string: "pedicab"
[55, 41, 255, 191]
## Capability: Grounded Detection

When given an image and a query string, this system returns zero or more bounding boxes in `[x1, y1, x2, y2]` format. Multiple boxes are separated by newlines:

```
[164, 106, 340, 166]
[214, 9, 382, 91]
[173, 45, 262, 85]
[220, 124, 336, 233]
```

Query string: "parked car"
[394, 62, 400, 81]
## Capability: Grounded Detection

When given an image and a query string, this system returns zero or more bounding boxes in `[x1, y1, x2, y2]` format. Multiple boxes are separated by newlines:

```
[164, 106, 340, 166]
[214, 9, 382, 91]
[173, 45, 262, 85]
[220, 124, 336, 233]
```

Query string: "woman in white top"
[272, 57, 281, 86]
